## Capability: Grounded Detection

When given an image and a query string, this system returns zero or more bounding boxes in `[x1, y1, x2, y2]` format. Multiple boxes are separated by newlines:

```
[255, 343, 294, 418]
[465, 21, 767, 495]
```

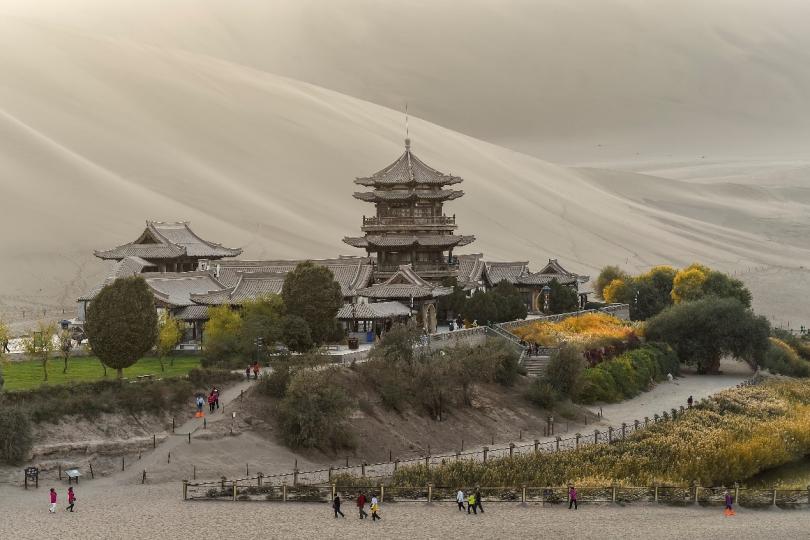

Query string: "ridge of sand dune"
[0, 16, 808, 326]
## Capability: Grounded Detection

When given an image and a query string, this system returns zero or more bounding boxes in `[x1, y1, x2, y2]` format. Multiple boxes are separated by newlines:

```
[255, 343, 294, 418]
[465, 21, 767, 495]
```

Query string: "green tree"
[645, 297, 770, 373]
[0, 408, 32, 465]
[548, 279, 579, 314]
[369, 323, 421, 365]
[491, 281, 528, 321]
[282, 262, 343, 345]
[23, 322, 56, 382]
[203, 305, 242, 362]
[240, 295, 285, 356]
[281, 315, 313, 353]
[702, 271, 752, 308]
[462, 289, 498, 325]
[156, 312, 184, 371]
[544, 343, 585, 397]
[437, 282, 468, 322]
[595, 266, 629, 300]
[85, 276, 158, 378]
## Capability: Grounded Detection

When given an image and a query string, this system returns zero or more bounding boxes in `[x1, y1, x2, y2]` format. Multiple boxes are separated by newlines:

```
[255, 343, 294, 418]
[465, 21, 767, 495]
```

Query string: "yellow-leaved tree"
[23, 321, 56, 382]
[157, 312, 184, 371]
[671, 264, 709, 304]
[602, 278, 630, 304]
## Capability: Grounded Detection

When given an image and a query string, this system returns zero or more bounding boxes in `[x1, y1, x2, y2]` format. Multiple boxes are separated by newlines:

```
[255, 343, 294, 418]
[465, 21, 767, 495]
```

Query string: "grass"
[1, 356, 202, 391]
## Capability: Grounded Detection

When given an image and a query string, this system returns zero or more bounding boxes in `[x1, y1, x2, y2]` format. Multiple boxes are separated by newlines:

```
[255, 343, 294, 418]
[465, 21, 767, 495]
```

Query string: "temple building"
[483, 259, 590, 312]
[94, 221, 242, 272]
[343, 138, 475, 282]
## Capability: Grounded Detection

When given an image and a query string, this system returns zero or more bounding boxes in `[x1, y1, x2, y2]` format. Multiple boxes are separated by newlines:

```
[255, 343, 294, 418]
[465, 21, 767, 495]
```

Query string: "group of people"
[48, 487, 76, 513]
[245, 361, 261, 380]
[455, 488, 484, 514]
[447, 318, 478, 332]
[194, 387, 220, 416]
[333, 492, 380, 521]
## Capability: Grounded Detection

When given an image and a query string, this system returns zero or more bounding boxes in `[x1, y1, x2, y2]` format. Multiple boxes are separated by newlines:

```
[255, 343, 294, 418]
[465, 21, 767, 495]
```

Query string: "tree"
[702, 271, 752, 308]
[491, 281, 528, 321]
[281, 315, 314, 353]
[602, 278, 631, 304]
[437, 283, 468, 322]
[23, 322, 56, 382]
[548, 279, 579, 314]
[671, 264, 709, 304]
[203, 305, 242, 362]
[282, 262, 343, 345]
[240, 295, 285, 357]
[645, 297, 770, 373]
[85, 276, 158, 378]
[369, 323, 421, 365]
[544, 343, 585, 397]
[462, 289, 498, 325]
[57, 329, 73, 374]
[156, 312, 184, 371]
[595, 266, 629, 300]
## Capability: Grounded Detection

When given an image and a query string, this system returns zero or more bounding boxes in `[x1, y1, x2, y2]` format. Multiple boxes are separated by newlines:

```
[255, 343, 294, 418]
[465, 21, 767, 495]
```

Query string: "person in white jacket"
[456, 489, 465, 511]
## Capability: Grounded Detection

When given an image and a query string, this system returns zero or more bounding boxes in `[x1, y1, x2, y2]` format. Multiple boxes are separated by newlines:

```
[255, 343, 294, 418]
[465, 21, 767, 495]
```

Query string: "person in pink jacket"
[568, 485, 578, 510]
[48, 488, 57, 513]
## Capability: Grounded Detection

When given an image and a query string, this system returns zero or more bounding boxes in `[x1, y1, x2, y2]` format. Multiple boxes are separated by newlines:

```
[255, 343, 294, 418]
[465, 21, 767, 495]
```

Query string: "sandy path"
[0, 482, 806, 540]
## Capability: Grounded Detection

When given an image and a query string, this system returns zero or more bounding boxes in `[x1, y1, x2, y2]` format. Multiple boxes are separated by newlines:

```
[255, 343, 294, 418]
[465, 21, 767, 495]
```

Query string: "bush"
[760, 338, 810, 377]
[187, 368, 243, 389]
[545, 343, 585, 397]
[0, 408, 33, 464]
[526, 379, 558, 409]
[577, 368, 620, 403]
[257, 361, 297, 398]
[277, 368, 354, 449]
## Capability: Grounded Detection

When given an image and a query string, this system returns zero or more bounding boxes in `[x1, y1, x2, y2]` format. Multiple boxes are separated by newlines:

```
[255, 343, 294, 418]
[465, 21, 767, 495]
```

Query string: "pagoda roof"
[353, 189, 463, 203]
[208, 257, 373, 297]
[456, 253, 485, 290]
[355, 140, 463, 187]
[483, 260, 582, 287]
[356, 265, 451, 300]
[343, 235, 475, 249]
[95, 221, 242, 260]
[537, 258, 591, 283]
[190, 272, 287, 305]
[336, 301, 411, 321]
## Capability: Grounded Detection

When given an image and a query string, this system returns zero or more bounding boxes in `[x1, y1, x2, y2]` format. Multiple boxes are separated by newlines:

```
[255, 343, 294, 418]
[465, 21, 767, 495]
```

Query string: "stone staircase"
[523, 355, 552, 377]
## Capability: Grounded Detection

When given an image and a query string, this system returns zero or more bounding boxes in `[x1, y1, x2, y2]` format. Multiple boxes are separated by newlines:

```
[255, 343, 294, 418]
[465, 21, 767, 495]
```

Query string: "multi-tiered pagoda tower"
[344, 139, 475, 283]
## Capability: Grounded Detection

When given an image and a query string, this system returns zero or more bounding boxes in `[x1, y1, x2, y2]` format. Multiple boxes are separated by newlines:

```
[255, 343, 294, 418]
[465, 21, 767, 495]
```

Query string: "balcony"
[362, 215, 456, 230]
[376, 260, 459, 275]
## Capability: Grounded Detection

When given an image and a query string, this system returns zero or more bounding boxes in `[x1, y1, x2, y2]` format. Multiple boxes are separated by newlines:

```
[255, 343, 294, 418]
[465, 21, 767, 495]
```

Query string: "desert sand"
[1, 2, 809, 331]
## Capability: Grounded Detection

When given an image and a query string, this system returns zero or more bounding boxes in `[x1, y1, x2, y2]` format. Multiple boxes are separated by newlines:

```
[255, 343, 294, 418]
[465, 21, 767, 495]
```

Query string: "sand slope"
[0, 15, 808, 327]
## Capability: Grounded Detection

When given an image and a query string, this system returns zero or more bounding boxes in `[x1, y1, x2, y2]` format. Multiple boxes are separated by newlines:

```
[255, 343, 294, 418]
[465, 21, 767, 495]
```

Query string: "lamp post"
[542, 285, 551, 314]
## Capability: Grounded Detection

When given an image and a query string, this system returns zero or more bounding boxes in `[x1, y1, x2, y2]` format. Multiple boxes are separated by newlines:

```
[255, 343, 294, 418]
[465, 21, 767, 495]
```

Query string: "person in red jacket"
[207, 391, 216, 413]
[48, 488, 57, 513]
[66, 487, 76, 512]
[252, 362, 260, 380]
[356, 492, 368, 519]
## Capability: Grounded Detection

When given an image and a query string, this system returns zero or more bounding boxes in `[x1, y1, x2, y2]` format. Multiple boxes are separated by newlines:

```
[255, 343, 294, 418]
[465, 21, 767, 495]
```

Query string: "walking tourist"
[449, 320, 455, 331]
[568, 485, 578, 510]
[252, 362, 260, 380]
[245, 365, 251, 380]
[370, 498, 381, 521]
[724, 490, 735, 516]
[195, 394, 204, 416]
[2, 338, 9, 353]
[356, 492, 368, 519]
[474, 488, 484, 513]
[333, 494, 345, 518]
[48, 488, 57, 513]
[213, 387, 220, 409]
[687, 395, 694, 408]
[467, 492, 477, 514]
[456, 488, 465, 511]
[66, 487, 76, 512]
[207, 391, 216, 413]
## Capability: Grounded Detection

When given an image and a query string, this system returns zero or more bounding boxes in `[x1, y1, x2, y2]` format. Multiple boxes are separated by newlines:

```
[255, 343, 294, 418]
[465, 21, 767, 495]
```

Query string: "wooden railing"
[362, 215, 456, 227]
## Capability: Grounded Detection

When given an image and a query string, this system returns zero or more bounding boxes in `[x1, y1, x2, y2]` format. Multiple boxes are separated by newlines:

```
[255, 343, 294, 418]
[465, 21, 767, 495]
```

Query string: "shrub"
[281, 315, 313, 353]
[257, 361, 297, 398]
[544, 343, 585, 397]
[0, 408, 33, 464]
[577, 368, 620, 403]
[760, 338, 810, 377]
[187, 368, 242, 389]
[277, 368, 354, 449]
[526, 379, 558, 409]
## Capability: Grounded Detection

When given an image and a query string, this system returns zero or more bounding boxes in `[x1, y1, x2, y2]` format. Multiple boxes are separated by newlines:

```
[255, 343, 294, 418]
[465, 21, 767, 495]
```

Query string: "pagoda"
[343, 139, 475, 282]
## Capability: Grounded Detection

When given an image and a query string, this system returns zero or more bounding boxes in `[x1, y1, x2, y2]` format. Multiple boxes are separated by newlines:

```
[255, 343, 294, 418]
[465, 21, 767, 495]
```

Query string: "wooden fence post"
[168, 453, 171, 464]
[694, 485, 700, 504]
[141, 470, 146, 484]
[483, 447, 489, 463]
[121, 457, 125, 471]
[282, 482, 287, 502]
[394, 459, 399, 472]
[293, 469, 299, 486]
[193, 466, 196, 480]
[594, 430, 599, 444]
[331, 483, 336, 500]
[575, 433, 581, 449]
[644, 416, 649, 427]
[521, 485, 527, 506]
[221, 477, 226, 491]
[621, 423, 626, 439]
[257, 473, 263, 487]
[509, 443, 515, 458]
[59, 464, 62, 480]
[608, 426, 614, 443]
[555, 436, 561, 452]
[427, 483, 433, 504]
[612, 485, 617, 503]
[380, 484, 385, 503]
[772, 488, 778, 506]
[425, 456, 429, 469]
[533, 439, 539, 453]
[188, 433, 191, 444]
[183, 480, 188, 500]
[361, 462, 366, 477]
[328, 467, 333, 483]
[654, 484, 659, 503]
[634, 419, 639, 431]
[232, 481, 237, 501]
[89, 462, 94, 479]
[455, 451, 460, 461]
[153, 434, 156, 448]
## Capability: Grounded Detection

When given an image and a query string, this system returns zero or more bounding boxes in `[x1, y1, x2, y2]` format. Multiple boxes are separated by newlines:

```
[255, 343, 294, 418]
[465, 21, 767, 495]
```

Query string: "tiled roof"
[354, 189, 463, 203]
[209, 257, 373, 297]
[343, 235, 475, 249]
[77, 256, 157, 301]
[190, 272, 286, 305]
[354, 141, 463, 187]
[173, 304, 209, 320]
[456, 253, 485, 289]
[484, 262, 530, 285]
[356, 264, 451, 300]
[336, 301, 411, 320]
[145, 272, 226, 307]
[95, 221, 242, 260]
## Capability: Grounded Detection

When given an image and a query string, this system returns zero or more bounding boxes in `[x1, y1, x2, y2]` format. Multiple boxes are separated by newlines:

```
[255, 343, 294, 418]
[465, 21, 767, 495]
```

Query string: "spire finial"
[404, 102, 411, 149]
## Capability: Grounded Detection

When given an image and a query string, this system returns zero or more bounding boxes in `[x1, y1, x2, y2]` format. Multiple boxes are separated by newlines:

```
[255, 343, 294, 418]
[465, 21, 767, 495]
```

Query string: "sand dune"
[0, 9, 808, 327]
